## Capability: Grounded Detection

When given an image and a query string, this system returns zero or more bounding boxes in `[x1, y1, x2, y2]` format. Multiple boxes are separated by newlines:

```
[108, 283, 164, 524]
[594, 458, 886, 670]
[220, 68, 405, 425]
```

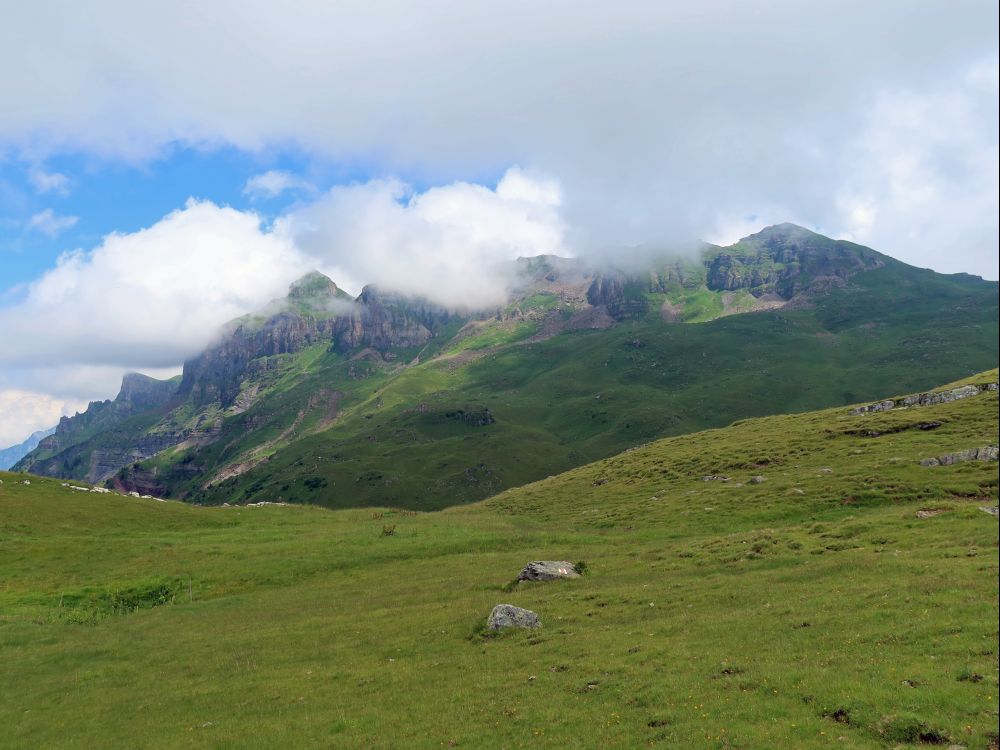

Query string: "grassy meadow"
[1, 370, 997, 748]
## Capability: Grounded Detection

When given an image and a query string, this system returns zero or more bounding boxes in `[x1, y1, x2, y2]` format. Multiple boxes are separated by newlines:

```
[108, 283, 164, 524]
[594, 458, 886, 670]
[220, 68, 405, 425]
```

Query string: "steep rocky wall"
[180, 313, 336, 407]
[333, 286, 454, 352]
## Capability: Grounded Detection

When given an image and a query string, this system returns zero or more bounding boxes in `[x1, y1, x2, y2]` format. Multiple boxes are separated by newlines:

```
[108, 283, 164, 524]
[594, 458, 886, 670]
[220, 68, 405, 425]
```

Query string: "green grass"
[446, 320, 539, 353]
[1, 370, 997, 748]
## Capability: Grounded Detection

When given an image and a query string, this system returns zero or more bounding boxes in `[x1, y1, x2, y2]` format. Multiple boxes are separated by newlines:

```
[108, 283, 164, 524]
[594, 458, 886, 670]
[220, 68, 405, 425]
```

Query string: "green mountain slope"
[16, 224, 999, 510]
[2, 370, 996, 748]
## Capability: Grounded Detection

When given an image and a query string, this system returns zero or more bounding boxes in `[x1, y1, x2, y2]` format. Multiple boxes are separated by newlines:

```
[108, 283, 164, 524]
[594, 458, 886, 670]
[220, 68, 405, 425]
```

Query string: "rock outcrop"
[487, 604, 541, 630]
[852, 383, 997, 415]
[920, 445, 998, 467]
[586, 273, 649, 320]
[117, 372, 179, 410]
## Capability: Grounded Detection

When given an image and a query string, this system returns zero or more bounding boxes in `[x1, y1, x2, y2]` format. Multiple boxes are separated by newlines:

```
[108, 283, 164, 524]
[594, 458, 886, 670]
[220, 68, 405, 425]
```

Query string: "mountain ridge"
[14, 223, 998, 506]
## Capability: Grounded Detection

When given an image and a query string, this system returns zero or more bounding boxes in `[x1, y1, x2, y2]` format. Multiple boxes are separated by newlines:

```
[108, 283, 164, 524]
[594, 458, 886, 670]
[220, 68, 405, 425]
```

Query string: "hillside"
[15, 223, 999, 510]
[2, 370, 997, 748]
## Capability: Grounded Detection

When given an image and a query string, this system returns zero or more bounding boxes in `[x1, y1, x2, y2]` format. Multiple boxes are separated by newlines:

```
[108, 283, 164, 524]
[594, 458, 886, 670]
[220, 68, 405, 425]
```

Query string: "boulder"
[487, 604, 541, 631]
[517, 561, 581, 582]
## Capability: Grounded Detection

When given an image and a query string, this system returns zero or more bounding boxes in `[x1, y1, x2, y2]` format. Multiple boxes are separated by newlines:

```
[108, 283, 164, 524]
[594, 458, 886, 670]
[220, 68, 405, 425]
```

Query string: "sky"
[0, 0, 997, 446]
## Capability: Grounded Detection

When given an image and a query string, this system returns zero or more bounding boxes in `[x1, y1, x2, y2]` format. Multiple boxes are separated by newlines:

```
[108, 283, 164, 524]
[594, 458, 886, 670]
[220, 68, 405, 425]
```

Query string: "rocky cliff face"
[179, 272, 357, 407]
[333, 285, 454, 353]
[578, 226, 886, 319]
[13, 372, 180, 480]
[118, 372, 179, 410]
[23, 373, 178, 460]
[180, 313, 337, 407]
[586, 274, 650, 320]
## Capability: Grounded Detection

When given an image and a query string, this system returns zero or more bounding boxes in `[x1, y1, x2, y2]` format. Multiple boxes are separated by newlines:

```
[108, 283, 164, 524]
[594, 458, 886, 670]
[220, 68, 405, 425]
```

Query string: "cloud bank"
[1, 1, 996, 276]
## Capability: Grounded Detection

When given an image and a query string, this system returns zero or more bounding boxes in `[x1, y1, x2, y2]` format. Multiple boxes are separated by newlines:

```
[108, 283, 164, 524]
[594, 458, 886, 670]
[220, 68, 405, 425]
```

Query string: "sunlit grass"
[2, 370, 996, 748]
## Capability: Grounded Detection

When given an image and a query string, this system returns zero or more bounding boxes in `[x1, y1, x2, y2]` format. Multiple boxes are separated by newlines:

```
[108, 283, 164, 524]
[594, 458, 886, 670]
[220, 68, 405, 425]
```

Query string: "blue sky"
[0, 0, 996, 446]
[1, 147, 415, 293]
[0, 143, 518, 297]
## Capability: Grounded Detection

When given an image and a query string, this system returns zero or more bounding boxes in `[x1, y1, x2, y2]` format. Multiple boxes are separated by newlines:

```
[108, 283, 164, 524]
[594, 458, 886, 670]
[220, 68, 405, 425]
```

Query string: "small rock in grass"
[487, 604, 541, 631]
[517, 561, 581, 582]
[748, 475, 766, 484]
[979, 506, 998, 516]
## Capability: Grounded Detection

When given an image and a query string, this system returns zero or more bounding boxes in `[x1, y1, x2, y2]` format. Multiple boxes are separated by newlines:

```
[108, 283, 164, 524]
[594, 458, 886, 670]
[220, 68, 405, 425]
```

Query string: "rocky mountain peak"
[705, 223, 886, 298]
[117, 372, 179, 410]
[288, 271, 342, 300]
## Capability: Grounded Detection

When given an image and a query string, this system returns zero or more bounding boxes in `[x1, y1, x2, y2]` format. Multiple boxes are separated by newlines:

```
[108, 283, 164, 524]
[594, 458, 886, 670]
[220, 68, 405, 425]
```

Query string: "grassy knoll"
[1, 370, 997, 748]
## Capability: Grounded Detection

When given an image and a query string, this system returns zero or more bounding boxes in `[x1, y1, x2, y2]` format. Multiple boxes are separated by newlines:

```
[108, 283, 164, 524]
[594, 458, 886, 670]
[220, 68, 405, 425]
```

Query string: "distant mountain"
[0, 427, 56, 470]
[15, 224, 999, 508]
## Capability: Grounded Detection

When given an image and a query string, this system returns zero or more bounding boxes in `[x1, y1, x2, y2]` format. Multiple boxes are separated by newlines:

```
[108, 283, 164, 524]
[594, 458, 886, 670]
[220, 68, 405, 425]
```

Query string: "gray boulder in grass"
[487, 604, 541, 631]
[517, 561, 581, 582]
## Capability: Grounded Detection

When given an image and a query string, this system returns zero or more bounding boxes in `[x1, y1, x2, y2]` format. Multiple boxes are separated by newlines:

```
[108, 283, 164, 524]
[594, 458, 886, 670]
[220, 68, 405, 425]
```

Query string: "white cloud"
[280, 167, 566, 308]
[243, 170, 311, 200]
[28, 168, 70, 195]
[0, 200, 311, 382]
[26, 208, 78, 237]
[832, 60, 1000, 278]
[0, 389, 86, 446]
[0, 2, 995, 276]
